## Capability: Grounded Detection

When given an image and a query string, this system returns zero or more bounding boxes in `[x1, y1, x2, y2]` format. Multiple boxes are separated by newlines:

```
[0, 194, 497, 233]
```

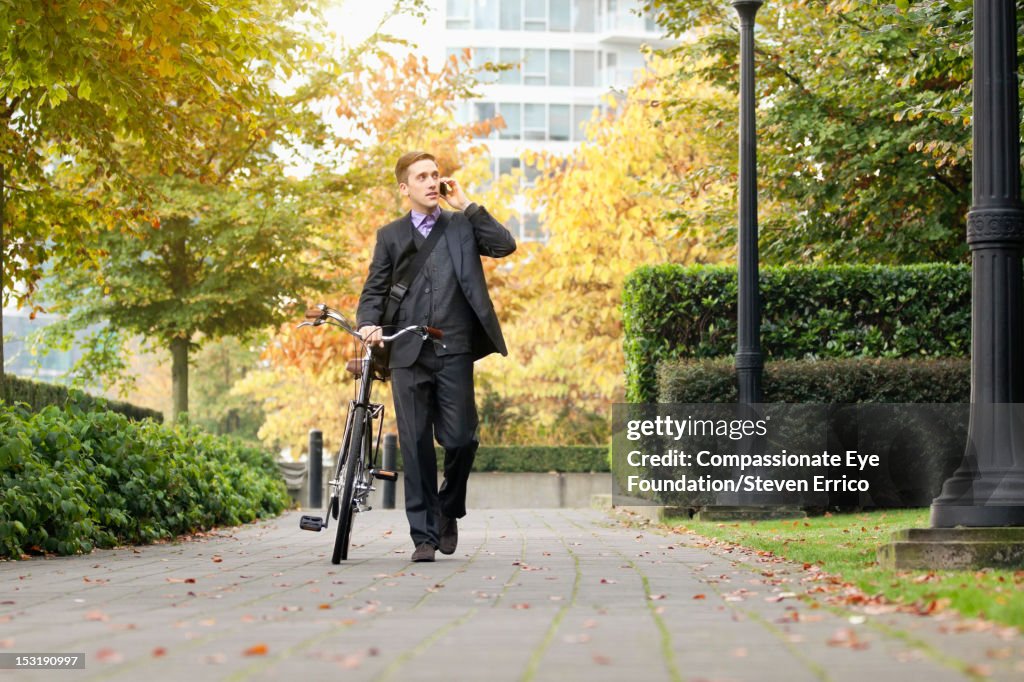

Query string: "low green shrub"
[624, 263, 970, 402]
[2, 374, 163, 422]
[657, 357, 970, 403]
[0, 403, 288, 559]
[469, 445, 609, 472]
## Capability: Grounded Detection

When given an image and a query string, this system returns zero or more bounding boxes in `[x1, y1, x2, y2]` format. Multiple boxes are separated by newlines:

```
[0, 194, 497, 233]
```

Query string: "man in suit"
[357, 151, 516, 562]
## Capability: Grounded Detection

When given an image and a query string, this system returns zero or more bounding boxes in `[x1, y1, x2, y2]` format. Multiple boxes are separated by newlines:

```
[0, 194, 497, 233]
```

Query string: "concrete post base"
[693, 506, 807, 521]
[877, 527, 1024, 570]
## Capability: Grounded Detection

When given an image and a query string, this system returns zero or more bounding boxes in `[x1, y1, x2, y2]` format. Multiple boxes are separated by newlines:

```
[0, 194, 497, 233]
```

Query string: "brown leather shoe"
[411, 542, 436, 562]
[439, 515, 458, 555]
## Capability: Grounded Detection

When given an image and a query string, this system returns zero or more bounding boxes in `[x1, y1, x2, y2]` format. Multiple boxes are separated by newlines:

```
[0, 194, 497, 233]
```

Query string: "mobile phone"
[439, 180, 451, 197]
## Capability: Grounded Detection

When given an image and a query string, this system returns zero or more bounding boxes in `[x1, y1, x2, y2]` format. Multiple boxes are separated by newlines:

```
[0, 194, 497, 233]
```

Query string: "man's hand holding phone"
[438, 177, 470, 211]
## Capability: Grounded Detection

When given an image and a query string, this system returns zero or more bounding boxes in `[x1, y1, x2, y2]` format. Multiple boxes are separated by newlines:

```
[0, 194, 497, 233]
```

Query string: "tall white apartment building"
[417, 0, 671, 241]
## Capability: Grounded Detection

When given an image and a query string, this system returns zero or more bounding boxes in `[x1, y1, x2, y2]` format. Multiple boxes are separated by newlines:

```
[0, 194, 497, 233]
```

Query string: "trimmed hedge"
[394, 445, 610, 473]
[0, 402, 288, 559]
[624, 263, 970, 402]
[2, 374, 163, 422]
[469, 445, 609, 472]
[658, 357, 970, 403]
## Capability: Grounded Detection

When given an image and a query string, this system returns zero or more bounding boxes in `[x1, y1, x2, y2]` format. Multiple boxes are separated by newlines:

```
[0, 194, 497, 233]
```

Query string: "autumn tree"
[234, 50, 512, 457]
[47, 173, 345, 418]
[0, 0, 344, 389]
[650, 0, 985, 263]
[479, 56, 729, 426]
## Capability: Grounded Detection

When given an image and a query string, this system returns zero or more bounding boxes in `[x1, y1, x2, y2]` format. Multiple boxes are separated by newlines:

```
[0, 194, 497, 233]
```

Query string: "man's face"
[399, 159, 440, 213]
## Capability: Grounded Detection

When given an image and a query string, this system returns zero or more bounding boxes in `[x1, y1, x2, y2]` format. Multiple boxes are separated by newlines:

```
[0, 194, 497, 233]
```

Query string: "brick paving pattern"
[2, 509, 1022, 681]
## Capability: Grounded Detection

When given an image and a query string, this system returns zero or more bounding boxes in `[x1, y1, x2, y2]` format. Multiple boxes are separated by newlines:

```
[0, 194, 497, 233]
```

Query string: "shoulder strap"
[383, 216, 448, 326]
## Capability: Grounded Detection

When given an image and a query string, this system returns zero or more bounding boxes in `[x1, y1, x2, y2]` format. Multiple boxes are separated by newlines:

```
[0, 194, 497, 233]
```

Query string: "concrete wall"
[283, 462, 611, 511]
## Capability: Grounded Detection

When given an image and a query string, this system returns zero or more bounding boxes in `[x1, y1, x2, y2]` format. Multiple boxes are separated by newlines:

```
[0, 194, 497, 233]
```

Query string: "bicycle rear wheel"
[332, 406, 366, 563]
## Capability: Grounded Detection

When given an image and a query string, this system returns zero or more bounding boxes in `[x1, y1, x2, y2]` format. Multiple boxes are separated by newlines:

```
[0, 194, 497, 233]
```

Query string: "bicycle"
[296, 303, 443, 563]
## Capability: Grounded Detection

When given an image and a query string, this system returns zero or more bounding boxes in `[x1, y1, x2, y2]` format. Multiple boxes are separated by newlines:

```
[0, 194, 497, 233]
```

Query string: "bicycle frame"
[296, 303, 443, 562]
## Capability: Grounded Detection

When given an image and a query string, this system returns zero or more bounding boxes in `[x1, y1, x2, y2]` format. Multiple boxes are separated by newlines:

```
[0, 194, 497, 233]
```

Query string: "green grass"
[666, 509, 1024, 630]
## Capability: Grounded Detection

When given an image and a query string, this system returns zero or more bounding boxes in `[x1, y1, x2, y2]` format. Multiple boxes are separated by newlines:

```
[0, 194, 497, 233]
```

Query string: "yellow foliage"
[479, 55, 731, 420]
[238, 50, 505, 456]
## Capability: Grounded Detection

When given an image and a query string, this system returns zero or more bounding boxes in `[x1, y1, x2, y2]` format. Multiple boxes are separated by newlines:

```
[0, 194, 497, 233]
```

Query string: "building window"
[473, 46, 498, 83]
[574, 0, 596, 32]
[549, 0, 570, 31]
[498, 47, 522, 84]
[573, 50, 596, 86]
[524, 48, 546, 85]
[549, 49, 570, 86]
[474, 0, 499, 29]
[524, 103, 546, 140]
[447, 0, 471, 29]
[498, 157, 521, 176]
[573, 104, 593, 141]
[474, 102, 497, 138]
[500, 0, 522, 29]
[524, 161, 541, 185]
[524, 0, 546, 30]
[549, 104, 570, 141]
[453, 101, 471, 126]
[505, 213, 521, 238]
[498, 103, 521, 139]
[522, 212, 545, 240]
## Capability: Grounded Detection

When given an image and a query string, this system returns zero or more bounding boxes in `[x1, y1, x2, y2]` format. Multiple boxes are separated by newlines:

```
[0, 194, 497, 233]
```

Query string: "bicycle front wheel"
[332, 405, 366, 563]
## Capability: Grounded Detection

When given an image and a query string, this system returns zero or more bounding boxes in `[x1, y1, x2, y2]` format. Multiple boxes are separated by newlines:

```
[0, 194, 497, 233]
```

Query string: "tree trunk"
[170, 336, 189, 419]
[1, 161, 6, 398]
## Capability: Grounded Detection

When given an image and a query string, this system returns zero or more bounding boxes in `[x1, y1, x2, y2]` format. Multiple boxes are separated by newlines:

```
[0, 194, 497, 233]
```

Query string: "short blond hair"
[394, 151, 437, 184]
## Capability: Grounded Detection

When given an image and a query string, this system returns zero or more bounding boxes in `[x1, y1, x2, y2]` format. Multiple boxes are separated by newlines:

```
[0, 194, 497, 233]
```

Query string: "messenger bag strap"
[383, 215, 449, 326]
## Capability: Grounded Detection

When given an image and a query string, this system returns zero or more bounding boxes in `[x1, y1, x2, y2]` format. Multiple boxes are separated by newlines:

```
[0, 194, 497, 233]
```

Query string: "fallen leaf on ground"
[84, 610, 109, 621]
[592, 654, 612, 665]
[513, 603, 531, 610]
[649, 594, 667, 601]
[693, 594, 706, 600]
[152, 647, 167, 657]
[95, 648, 123, 663]
[827, 628, 869, 650]
[243, 644, 268, 656]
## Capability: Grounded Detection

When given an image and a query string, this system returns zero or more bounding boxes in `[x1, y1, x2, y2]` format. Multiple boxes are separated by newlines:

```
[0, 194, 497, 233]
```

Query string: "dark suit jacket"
[356, 204, 517, 368]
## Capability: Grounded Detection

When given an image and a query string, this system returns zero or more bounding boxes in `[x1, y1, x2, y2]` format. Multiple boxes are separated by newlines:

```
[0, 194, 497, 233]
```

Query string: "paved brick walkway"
[2, 509, 1022, 681]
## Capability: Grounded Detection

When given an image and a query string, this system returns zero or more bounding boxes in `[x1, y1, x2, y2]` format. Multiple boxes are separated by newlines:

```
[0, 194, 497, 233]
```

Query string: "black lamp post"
[733, 0, 764, 405]
[930, 0, 1024, 527]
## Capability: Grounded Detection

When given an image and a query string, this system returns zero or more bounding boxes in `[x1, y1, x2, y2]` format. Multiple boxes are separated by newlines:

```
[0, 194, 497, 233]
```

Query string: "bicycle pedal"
[373, 469, 398, 481]
[299, 515, 325, 532]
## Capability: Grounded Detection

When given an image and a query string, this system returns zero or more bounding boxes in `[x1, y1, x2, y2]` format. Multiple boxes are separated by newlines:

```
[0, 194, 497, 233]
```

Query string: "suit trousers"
[391, 342, 478, 547]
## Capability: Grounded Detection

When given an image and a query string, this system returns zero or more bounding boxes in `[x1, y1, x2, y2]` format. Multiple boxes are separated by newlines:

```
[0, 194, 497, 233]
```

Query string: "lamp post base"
[930, 504, 1024, 528]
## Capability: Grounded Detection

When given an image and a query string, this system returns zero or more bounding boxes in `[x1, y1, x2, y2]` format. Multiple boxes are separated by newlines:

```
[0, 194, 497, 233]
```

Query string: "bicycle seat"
[345, 358, 362, 377]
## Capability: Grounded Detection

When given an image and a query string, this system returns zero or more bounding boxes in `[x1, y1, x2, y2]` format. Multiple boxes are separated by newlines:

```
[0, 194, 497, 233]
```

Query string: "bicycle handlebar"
[299, 304, 443, 346]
